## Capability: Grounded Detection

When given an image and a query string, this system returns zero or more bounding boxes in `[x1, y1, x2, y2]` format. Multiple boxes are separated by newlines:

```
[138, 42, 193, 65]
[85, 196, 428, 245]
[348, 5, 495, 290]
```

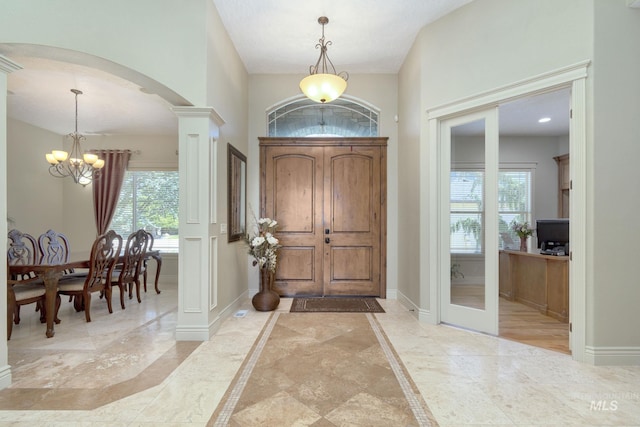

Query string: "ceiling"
[2, 0, 569, 138]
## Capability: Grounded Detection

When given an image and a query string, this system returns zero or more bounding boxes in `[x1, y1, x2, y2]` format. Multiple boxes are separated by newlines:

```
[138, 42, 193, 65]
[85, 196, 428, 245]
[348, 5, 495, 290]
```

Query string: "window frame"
[111, 168, 179, 254]
[450, 162, 536, 254]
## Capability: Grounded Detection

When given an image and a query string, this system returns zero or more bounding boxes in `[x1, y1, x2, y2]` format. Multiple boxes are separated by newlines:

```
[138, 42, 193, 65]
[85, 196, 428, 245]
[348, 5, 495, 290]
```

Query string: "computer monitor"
[536, 219, 569, 251]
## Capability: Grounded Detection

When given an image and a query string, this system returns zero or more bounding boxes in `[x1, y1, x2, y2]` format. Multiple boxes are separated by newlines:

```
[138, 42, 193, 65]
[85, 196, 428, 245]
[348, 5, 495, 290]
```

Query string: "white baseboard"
[396, 290, 438, 324]
[208, 290, 249, 338]
[0, 364, 11, 390]
[175, 290, 249, 341]
[585, 346, 640, 366]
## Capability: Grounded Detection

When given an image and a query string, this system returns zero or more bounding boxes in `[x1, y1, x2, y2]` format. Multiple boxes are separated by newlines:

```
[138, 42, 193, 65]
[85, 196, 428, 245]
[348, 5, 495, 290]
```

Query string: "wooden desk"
[9, 258, 90, 338]
[499, 250, 569, 323]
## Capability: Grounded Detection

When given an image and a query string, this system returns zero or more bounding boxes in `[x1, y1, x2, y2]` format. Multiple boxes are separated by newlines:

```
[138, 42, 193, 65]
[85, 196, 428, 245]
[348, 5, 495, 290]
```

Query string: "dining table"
[8, 249, 162, 338]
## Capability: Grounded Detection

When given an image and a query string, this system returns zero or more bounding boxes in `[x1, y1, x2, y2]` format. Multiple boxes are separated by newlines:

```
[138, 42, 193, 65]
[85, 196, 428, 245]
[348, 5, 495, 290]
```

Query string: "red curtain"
[92, 150, 131, 235]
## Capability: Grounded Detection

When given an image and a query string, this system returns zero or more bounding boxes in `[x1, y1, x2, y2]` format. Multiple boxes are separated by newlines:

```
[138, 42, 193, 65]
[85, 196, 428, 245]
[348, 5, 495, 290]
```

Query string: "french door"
[440, 108, 499, 335]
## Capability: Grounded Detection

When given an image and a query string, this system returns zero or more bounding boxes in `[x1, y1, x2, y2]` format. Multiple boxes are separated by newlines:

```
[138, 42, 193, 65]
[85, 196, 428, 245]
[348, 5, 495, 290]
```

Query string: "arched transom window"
[267, 97, 379, 137]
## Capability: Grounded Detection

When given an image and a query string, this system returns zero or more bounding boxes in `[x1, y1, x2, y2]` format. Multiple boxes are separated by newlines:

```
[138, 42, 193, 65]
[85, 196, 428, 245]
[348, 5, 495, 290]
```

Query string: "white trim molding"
[585, 346, 640, 366]
[397, 291, 437, 324]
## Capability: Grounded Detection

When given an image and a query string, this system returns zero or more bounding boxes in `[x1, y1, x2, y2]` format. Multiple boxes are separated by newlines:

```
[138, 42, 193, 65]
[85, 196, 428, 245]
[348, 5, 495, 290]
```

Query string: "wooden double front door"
[259, 137, 387, 297]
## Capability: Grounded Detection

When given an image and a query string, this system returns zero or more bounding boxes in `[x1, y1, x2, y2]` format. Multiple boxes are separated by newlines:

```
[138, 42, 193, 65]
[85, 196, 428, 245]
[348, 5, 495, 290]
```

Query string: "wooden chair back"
[7, 229, 39, 280]
[85, 230, 123, 293]
[38, 229, 71, 265]
[120, 229, 150, 282]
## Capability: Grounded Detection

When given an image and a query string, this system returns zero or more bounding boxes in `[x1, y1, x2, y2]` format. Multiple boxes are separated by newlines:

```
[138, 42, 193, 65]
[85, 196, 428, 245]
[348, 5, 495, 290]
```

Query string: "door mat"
[290, 297, 385, 313]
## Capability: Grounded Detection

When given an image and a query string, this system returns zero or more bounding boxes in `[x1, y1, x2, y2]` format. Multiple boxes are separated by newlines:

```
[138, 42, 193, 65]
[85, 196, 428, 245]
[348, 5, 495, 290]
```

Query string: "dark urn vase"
[252, 268, 280, 311]
[520, 237, 528, 252]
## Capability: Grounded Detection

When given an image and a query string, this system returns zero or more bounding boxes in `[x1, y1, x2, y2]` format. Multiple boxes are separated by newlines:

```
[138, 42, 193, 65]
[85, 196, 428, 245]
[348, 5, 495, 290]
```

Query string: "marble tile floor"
[1, 285, 639, 426]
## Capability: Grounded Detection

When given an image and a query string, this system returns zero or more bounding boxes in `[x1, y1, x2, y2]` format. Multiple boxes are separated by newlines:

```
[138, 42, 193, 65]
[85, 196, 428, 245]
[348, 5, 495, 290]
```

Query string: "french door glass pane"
[450, 119, 485, 309]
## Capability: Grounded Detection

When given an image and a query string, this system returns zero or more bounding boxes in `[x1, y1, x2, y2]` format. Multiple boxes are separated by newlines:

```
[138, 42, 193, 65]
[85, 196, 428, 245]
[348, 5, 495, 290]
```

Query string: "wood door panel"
[275, 247, 315, 281]
[330, 155, 373, 233]
[273, 155, 317, 233]
[331, 247, 372, 280]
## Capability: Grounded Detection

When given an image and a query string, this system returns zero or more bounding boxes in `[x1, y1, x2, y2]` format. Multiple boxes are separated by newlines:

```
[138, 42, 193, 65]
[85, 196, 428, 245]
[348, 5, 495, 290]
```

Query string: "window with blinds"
[450, 168, 533, 253]
[111, 171, 179, 253]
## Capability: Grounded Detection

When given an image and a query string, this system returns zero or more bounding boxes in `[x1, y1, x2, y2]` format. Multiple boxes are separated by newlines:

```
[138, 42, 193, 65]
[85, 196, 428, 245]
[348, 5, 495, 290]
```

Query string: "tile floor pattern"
[211, 312, 436, 426]
[0, 282, 639, 426]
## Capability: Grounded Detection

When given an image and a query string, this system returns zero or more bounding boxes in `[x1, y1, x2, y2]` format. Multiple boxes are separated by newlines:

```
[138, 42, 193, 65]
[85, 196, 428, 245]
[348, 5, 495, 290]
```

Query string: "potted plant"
[246, 217, 282, 311]
[511, 220, 534, 252]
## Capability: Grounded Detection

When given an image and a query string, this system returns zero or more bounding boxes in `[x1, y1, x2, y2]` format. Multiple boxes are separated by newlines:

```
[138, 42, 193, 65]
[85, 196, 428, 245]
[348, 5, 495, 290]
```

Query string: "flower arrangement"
[511, 221, 534, 239]
[246, 217, 281, 273]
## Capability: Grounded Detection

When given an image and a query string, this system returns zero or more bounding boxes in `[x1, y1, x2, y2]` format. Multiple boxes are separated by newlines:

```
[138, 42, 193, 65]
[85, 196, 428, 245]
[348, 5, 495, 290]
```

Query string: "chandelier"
[45, 89, 105, 186]
[299, 16, 349, 104]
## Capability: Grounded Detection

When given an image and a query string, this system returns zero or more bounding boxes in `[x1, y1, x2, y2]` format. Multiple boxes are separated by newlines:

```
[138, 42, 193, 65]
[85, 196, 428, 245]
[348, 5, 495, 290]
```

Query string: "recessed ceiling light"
[538, 117, 551, 123]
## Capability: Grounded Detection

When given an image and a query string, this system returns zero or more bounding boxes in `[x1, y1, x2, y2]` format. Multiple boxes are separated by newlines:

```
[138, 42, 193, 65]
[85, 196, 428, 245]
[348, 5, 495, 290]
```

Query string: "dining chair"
[55, 230, 123, 322]
[111, 229, 149, 309]
[140, 231, 154, 293]
[7, 229, 46, 339]
[38, 229, 87, 278]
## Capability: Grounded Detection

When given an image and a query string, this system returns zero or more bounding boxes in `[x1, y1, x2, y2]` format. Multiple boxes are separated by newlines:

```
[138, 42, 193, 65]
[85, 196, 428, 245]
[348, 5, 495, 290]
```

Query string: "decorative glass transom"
[267, 97, 379, 137]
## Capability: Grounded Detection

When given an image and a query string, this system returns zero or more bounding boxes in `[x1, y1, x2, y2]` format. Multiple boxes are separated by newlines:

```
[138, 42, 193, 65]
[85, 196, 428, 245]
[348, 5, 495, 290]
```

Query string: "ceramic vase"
[252, 268, 280, 311]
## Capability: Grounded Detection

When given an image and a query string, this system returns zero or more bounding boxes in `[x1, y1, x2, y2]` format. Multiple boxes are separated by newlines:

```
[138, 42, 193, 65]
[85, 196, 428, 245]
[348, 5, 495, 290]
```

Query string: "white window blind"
[111, 171, 179, 253]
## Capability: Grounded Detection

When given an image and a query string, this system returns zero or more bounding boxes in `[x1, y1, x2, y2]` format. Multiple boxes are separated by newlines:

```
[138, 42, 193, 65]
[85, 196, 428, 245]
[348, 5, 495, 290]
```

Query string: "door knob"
[325, 237, 330, 244]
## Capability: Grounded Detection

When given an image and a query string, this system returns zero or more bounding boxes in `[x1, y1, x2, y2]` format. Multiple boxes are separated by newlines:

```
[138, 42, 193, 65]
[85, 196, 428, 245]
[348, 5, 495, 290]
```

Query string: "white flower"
[246, 216, 281, 273]
[251, 236, 265, 247]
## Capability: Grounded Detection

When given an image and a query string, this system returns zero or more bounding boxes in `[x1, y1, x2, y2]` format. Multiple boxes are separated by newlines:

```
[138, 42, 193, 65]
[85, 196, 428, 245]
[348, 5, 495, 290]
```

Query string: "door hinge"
[570, 109, 573, 119]
[569, 251, 572, 261]
[569, 322, 572, 332]
[570, 180, 573, 190]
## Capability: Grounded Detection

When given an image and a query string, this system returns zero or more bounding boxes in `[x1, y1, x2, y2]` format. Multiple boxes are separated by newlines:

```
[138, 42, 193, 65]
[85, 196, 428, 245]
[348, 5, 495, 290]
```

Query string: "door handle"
[325, 237, 330, 244]
[325, 229, 330, 234]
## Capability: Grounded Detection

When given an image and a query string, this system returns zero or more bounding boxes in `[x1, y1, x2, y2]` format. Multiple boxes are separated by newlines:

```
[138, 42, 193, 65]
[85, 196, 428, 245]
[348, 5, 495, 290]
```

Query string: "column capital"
[172, 106, 225, 127]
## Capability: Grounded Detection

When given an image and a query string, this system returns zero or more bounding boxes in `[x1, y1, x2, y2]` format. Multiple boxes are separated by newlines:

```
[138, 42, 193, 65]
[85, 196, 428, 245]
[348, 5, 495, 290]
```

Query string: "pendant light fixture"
[299, 16, 349, 103]
[45, 89, 105, 186]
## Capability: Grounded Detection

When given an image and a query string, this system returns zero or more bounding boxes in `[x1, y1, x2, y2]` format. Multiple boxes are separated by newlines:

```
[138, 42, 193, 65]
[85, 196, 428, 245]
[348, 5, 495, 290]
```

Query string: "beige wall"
[205, 0, 250, 311]
[397, 34, 423, 305]
[591, 1, 640, 351]
[1, 0, 208, 106]
[247, 73, 399, 295]
[7, 119, 65, 235]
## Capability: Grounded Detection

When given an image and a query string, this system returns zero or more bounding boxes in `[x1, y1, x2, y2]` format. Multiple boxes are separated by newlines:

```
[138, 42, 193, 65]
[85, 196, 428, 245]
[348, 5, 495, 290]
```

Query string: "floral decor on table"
[511, 221, 534, 252]
[246, 217, 281, 272]
[245, 217, 282, 311]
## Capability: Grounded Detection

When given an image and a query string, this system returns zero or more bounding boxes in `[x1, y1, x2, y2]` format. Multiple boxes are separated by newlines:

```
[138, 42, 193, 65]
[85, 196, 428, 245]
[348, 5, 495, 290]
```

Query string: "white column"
[172, 107, 224, 341]
[0, 55, 22, 389]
